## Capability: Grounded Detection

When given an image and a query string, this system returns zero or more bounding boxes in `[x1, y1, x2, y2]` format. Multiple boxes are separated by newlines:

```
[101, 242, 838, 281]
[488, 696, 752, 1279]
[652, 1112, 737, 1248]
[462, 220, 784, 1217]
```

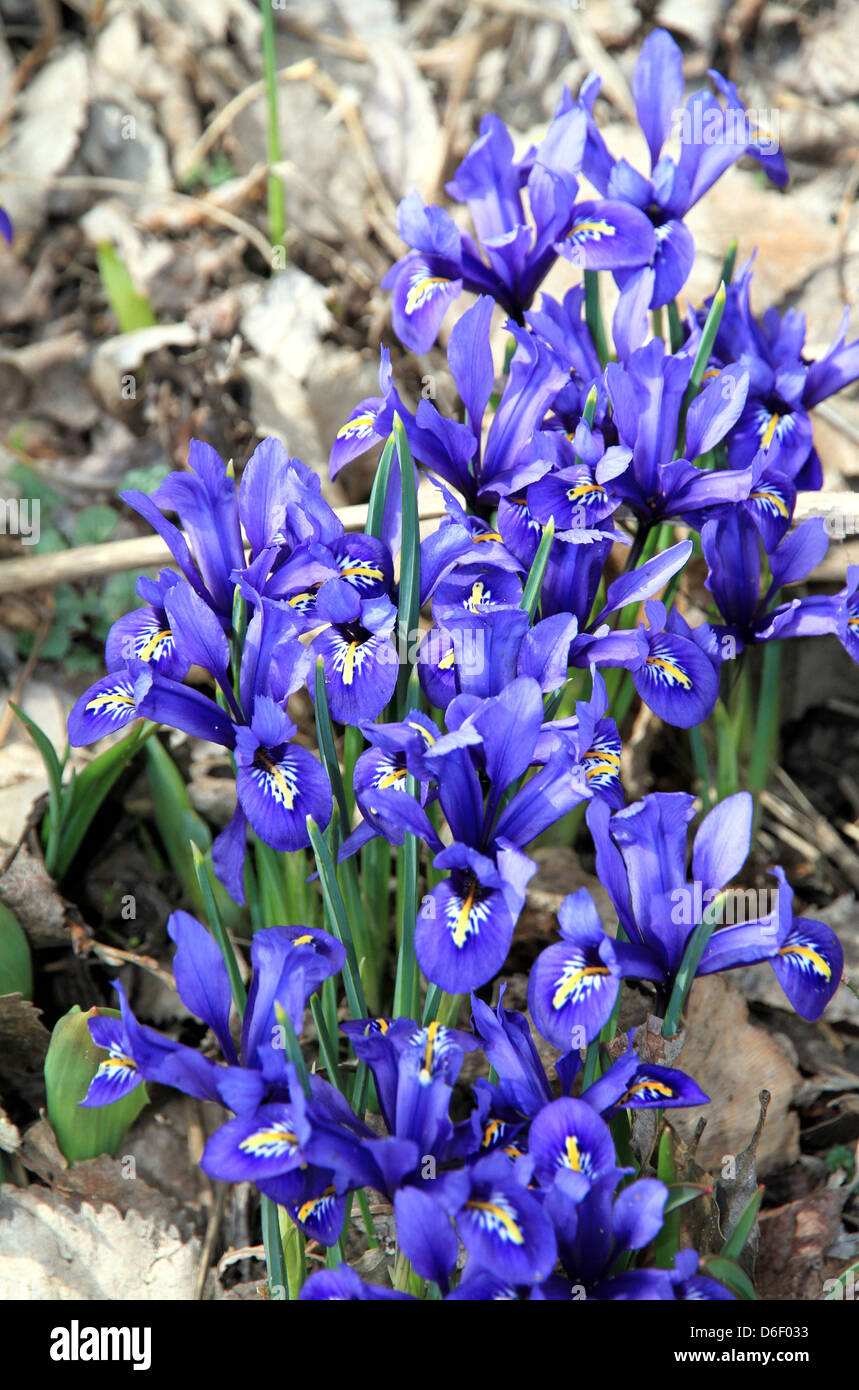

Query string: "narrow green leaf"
[663, 1183, 713, 1215]
[667, 300, 684, 353]
[307, 818, 367, 1022]
[722, 1183, 764, 1261]
[145, 736, 210, 918]
[262, 1193, 289, 1298]
[392, 772, 420, 1020]
[703, 1255, 758, 1301]
[96, 242, 157, 332]
[393, 413, 420, 717]
[689, 724, 713, 812]
[677, 282, 726, 455]
[584, 270, 609, 368]
[55, 723, 154, 881]
[662, 907, 721, 1039]
[274, 1002, 311, 1097]
[259, 0, 286, 250]
[823, 1257, 859, 1299]
[653, 1126, 681, 1268]
[714, 697, 740, 802]
[422, 983, 443, 1025]
[365, 435, 396, 540]
[310, 995, 345, 1093]
[581, 1040, 601, 1090]
[521, 517, 554, 621]
[749, 639, 780, 795]
[10, 702, 63, 874]
[314, 659, 350, 829]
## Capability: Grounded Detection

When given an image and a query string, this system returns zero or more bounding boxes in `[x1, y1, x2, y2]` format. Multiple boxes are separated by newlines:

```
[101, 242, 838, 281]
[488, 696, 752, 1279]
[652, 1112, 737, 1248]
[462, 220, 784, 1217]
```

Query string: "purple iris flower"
[807, 564, 859, 667]
[338, 709, 445, 860]
[593, 1248, 736, 1301]
[529, 791, 843, 1046]
[103, 570, 190, 680]
[70, 578, 332, 901]
[121, 439, 245, 623]
[346, 676, 596, 991]
[705, 260, 859, 491]
[606, 338, 754, 529]
[470, 991, 708, 1125]
[299, 1266, 415, 1300]
[418, 534, 699, 724]
[701, 509, 831, 651]
[382, 105, 655, 353]
[523, 1097, 732, 1299]
[81, 913, 345, 1113]
[574, 28, 786, 329]
[81, 913, 357, 1247]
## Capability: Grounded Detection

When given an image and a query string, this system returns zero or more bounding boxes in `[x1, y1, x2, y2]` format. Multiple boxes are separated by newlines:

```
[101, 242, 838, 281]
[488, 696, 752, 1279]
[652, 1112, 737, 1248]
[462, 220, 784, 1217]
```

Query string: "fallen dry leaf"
[757, 1188, 849, 1300]
[668, 975, 802, 1175]
[0, 1183, 200, 1300]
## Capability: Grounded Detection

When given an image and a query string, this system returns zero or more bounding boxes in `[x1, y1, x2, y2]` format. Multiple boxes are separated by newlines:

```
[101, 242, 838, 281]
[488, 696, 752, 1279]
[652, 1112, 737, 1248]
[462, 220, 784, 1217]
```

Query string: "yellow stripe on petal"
[779, 942, 831, 980]
[453, 883, 476, 950]
[645, 655, 693, 689]
[552, 965, 610, 1010]
[341, 564, 384, 581]
[377, 766, 408, 790]
[240, 1127, 298, 1157]
[566, 483, 605, 501]
[337, 413, 376, 439]
[342, 641, 359, 685]
[421, 1020, 440, 1082]
[465, 1199, 525, 1245]
[750, 489, 789, 519]
[297, 1186, 336, 1224]
[564, 1135, 582, 1171]
[569, 219, 614, 240]
[138, 628, 172, 661]
[585, 761, 622, 781]
[257, 753, 296, 809]
[619, 1079, 675, 1103]
[760, 413, 780, 450]
[405, 276, 450, 315]
[407, 720, 435, 744]
[86, 690, 135, 714]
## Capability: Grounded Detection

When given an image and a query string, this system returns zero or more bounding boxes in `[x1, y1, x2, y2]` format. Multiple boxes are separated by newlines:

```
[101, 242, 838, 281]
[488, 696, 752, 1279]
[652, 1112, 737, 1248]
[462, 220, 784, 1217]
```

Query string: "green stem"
[356, 1187, 379, 1248]
[392, 775, 420, 1019]
[260, 0, 286, 249]
[689, 725, 713, 812]
[749, 641, 780, 796]
[584, 270, 609, 368]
